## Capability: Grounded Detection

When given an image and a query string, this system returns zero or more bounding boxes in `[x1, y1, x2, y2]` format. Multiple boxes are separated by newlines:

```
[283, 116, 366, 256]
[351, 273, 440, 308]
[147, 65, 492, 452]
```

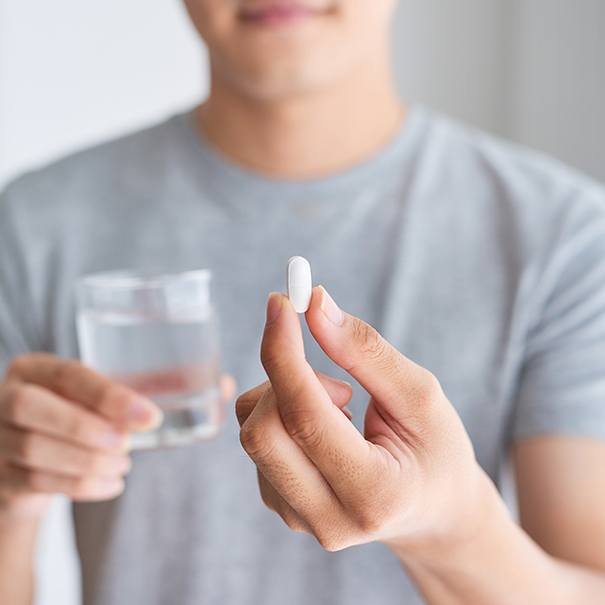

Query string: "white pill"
[287, 256, 313, 313]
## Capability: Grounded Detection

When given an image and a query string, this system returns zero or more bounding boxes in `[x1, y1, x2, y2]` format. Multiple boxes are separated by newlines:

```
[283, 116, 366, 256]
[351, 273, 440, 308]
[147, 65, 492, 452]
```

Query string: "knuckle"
[416, 371, 443, 407]
[235, 382, 267, 407]
[260, 339, 300, 378]
[5, 384, 33, 423]
[315, 530, 346, 553]
[6, 355, 29, 380]
[239, 424, 273, 460]
[280, 407, 323, 450]
[235, 396, 253, 426]
[234, 392, 247, 409]
[353, 508, 385, 535]
[259, 485, 277, 513]
[25, 468, 46, 492]
[281, 510, 306, 533]
[1, 387, 19, 421]
[234, 404, 246, 427]
[16, 433, 38, 463]
[259, 344, 285, 374]
[353, 320, 387, 361]
[52, 358, 78, 390]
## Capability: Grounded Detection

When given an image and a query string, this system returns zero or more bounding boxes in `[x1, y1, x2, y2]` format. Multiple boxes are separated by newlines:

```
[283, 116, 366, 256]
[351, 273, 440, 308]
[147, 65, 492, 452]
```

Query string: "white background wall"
[0, 1, 604, 604]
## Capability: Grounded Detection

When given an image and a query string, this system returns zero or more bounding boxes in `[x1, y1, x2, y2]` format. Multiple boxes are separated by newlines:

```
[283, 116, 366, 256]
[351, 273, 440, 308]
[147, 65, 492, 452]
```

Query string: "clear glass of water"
[75, 269, 223, 450]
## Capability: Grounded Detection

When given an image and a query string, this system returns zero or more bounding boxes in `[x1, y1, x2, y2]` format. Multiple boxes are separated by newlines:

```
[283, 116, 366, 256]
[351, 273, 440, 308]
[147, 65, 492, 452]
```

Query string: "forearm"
[0, 512, 40, 605]
[390, 476, 605, 605]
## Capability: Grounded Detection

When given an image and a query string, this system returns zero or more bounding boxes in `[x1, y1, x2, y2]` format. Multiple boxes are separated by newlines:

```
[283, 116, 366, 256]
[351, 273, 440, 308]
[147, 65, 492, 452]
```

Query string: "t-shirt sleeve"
[512, 186, 605, 442]
[0, 185, 41, 377]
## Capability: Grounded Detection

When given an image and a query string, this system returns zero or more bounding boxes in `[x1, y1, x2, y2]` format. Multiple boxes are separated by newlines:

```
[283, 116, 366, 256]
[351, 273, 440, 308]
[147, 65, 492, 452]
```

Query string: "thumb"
[305, 286, 443, 420]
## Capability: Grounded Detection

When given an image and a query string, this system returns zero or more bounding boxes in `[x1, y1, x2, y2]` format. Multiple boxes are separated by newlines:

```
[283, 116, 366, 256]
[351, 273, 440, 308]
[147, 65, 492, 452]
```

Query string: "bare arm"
[396, 441, 605, 604]
[0, 510, 40, 605]
[514, 436, 605, 570]
[392, 436, 605, 604]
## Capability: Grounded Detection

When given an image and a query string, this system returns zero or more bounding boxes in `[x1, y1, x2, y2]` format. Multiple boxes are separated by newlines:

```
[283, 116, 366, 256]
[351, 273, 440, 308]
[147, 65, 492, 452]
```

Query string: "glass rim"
[77, 269, 212, 291]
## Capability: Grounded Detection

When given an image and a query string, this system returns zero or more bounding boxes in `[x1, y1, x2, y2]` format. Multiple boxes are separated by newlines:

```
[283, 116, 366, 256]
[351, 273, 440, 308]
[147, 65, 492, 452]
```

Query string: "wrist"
[0, 496, 50, 527]
[386, 466, 508, 567]
[385, 470, 568, 605]
[0, 509, 43, 532]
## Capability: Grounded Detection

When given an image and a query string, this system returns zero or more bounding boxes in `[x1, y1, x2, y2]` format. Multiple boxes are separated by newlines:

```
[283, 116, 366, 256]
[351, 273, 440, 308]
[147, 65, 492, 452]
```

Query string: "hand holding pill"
[236, 271, 495, 557]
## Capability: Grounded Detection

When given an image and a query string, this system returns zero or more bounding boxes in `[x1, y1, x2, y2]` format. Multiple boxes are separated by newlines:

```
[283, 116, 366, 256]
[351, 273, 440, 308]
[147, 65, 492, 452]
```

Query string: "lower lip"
[239, 6, 321, 27]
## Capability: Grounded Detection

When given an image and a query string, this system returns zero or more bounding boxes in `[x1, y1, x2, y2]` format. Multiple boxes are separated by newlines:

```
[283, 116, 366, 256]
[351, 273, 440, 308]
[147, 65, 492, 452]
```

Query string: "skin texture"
[0, 355, 234, 605]
[513, 437, 605, 571]
[3, 1, 605, 604]
[238, 288, 486, 551]
[237, 287, 605, 603]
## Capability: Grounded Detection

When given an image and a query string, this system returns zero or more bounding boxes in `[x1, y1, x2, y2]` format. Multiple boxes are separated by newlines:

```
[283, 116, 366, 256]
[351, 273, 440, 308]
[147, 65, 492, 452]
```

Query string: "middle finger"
[0, 425, 131, 479]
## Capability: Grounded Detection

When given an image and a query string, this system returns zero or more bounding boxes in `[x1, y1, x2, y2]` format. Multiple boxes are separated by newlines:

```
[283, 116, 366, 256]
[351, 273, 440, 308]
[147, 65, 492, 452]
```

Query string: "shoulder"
[0, 111, 186, 226]
[422, 108, 605, 211]
[417, 107, 605, 251]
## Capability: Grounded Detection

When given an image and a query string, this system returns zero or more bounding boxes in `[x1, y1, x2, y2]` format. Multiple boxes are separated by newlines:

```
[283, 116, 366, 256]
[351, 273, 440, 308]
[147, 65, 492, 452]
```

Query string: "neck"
[195, 51, 406, 180]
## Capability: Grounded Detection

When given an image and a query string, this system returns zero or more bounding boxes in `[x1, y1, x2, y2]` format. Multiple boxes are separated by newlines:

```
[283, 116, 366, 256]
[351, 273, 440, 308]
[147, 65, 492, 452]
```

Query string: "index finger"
[261, 293, 377, 499]
[7, 354, 162, 431]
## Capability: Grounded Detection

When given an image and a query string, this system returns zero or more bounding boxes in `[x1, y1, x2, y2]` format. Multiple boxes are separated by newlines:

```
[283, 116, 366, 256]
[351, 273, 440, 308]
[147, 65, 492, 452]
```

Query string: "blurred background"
[0, 0, 603, 603]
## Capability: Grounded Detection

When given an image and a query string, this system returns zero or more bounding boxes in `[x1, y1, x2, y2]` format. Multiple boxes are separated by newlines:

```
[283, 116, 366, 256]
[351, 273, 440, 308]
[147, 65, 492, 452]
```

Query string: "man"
[1, 1, 605, 603]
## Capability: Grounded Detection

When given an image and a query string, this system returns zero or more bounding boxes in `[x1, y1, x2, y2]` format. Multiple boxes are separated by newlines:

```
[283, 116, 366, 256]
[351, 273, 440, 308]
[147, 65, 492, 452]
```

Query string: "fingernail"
[128, 396, 163, 429]
[266, 292, 283, 325]
[319, 286, 344, 326]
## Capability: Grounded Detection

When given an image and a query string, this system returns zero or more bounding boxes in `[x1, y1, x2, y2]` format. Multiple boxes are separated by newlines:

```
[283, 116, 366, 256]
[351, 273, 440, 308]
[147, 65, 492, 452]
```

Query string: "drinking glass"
[76, 269, 222, 449]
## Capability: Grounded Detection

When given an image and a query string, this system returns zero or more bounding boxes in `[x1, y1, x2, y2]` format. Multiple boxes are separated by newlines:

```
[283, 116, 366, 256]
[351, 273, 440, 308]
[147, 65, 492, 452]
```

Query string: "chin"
[186, 0, 396, 100]
[238, 62, 334, 100]
[213, 39, 356, 101]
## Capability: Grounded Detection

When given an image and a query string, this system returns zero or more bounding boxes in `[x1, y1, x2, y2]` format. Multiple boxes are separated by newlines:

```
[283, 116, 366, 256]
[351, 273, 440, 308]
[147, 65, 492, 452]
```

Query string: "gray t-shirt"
[1, 106, 605, 605]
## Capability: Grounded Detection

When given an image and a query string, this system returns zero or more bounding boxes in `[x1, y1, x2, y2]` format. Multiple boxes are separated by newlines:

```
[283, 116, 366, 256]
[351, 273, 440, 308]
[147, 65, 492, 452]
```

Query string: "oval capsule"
[287, 256, 313, 313]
